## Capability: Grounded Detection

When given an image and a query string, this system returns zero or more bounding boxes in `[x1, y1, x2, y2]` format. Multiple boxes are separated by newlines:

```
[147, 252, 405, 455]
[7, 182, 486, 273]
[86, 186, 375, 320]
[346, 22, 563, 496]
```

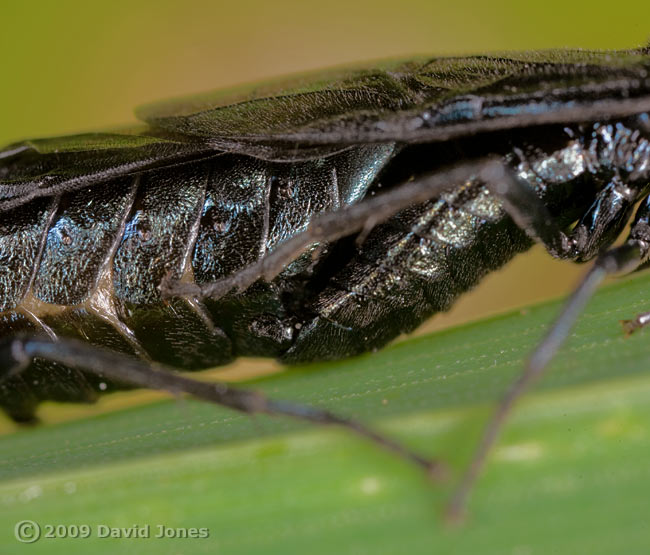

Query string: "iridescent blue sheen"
[33, 177, 136, 305]
[0, 197, 55, 311]
[113, 160, 208, 305]
[192, 155, 269, 283]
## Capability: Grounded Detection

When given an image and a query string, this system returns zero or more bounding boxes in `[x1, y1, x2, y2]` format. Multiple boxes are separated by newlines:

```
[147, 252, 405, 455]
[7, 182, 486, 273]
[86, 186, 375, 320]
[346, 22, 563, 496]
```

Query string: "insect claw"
[621, 319, 638, 335]
[159, 273, 176, 298]
[206, 279, 236, 300]
[620, 311, 650, 335]
[426, 459, 450, 483]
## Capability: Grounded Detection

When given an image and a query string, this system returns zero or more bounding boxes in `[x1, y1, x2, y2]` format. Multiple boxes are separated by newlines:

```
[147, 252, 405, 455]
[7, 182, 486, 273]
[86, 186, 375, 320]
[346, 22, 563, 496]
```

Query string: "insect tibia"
[0, 335, 442, 479]
[447, 239, 645, 520]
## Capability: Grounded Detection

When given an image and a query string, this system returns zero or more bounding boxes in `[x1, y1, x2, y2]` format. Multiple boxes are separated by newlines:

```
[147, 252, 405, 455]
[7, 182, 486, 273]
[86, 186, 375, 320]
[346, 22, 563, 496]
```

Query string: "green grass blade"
[2, 271, 650, 553]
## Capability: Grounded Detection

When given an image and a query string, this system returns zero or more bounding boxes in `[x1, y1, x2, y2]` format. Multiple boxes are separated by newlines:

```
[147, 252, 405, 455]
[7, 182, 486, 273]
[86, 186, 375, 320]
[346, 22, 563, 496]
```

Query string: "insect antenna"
[0, 335, 446, 480]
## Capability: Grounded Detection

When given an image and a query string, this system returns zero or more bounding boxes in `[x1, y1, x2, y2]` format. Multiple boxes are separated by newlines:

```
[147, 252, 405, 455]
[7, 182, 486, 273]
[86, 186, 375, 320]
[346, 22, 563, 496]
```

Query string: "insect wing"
[4, 49, 650, 210]
[137, 49, 650, 146]
[0, 129, 213, 212]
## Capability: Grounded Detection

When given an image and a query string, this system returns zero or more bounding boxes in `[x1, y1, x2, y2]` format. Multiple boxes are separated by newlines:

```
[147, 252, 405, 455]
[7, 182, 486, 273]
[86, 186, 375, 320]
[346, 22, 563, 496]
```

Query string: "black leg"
[445, 193, 650, 520]
[0, 334, 445, 479]
[162, 157, 511, 300]
[158, 152, 650, 518]
[162, 157, 643, 302]
[621, 196, 650, 334]
[481, 163, 573, 258]
[484, 167, 645, 262]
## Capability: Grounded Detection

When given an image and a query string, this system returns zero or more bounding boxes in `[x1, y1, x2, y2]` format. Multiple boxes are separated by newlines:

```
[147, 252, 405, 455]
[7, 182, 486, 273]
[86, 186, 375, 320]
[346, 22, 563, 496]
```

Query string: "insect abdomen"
[283, 181, 529, 361]
[0, 123, 601, 418]
[0, 145, 397, 416]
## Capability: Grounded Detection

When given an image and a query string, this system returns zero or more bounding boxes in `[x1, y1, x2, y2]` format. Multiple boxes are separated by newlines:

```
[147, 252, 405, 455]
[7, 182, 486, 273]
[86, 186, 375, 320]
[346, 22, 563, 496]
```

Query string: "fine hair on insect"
[1, 45, 650, 519]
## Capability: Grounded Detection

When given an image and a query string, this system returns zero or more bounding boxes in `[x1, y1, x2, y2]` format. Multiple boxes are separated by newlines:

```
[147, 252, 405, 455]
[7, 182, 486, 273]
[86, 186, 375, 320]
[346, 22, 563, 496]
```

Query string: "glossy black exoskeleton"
[2, 47, 650, 516]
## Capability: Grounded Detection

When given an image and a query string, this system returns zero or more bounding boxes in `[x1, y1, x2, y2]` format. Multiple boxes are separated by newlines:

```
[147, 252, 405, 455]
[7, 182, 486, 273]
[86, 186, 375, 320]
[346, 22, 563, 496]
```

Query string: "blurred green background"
[3, 0, 648, 145]
[1, 0, 649, 389]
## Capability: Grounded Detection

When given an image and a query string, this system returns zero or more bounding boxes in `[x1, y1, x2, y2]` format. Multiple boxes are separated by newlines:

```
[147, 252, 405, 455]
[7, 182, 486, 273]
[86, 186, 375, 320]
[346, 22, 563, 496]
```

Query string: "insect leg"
[482, 165, 649, 262]
[445, 194, 650, 521]
[162, 154, 650, 509]
[0, 334, 445, 478]
[161, 157, 509, 301]
[621, 197, 650, 334]
[480, 163, 573, 257]
[621, 310, 650, 334]
[164, 158, 640, 302]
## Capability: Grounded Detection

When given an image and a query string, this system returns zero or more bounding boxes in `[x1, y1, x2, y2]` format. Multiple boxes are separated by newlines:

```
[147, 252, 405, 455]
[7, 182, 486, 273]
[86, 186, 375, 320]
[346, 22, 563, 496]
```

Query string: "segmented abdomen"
[0, 126, 595, 420]
[0, 145, 396, 418]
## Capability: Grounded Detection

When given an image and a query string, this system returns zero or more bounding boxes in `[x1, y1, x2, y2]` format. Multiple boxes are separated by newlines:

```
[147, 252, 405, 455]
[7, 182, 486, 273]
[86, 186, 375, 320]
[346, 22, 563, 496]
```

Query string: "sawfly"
[1, 46, 650, 517]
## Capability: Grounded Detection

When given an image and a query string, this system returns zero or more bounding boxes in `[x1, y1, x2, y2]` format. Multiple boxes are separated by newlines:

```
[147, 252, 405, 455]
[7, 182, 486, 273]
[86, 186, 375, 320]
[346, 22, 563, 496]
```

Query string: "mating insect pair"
[1, 46, 650, 518]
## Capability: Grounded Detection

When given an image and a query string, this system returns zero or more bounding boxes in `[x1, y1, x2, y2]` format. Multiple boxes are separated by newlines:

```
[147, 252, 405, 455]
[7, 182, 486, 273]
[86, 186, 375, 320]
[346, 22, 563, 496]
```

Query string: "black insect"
[2, 47, 650, 518]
